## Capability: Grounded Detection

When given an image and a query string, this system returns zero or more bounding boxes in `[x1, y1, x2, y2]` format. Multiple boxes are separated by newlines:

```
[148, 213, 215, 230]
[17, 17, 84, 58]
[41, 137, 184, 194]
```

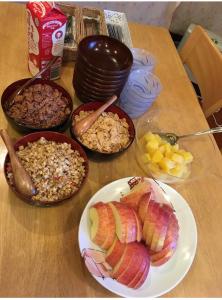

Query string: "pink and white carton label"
[26, 2, 67, 80]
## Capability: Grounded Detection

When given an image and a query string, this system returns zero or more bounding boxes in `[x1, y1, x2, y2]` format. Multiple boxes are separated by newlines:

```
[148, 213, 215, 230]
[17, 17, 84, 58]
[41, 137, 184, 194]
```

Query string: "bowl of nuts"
[70, 102, 135, 154]
[1, 78, 73, 133]
[4, 131, 88, 206]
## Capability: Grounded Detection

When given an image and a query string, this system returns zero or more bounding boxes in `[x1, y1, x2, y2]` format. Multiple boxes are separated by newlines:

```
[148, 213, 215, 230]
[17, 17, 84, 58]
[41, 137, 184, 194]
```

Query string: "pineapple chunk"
[151, 150, 163, 163]
[159, 157, 176, 172]
[143, 132, 156, 143]
[169, 164, 185, 177]
[182, 151, 193, 163]
[171, 153, 184, 164]
[172, 144, 179, 151]
[145, 140, 159, 153]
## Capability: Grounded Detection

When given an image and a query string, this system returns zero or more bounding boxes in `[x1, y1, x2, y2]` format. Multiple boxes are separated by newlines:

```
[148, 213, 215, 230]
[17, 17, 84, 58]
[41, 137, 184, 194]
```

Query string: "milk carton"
[26, 2, 67, 80]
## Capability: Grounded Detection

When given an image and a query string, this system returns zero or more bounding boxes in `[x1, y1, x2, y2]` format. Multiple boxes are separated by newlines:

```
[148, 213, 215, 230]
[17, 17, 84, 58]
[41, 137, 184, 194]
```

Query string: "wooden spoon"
[73, 95, 118, 137]
[0, 129, 37, 197]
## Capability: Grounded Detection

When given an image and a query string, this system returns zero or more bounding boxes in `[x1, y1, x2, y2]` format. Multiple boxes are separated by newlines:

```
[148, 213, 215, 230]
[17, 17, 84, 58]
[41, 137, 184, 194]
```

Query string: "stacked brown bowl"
[73, 35, 133, 103]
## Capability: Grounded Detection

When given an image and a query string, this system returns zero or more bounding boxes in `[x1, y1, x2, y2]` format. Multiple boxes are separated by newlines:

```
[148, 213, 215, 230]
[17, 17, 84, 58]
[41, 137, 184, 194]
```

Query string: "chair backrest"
[179, 25, 222, 118]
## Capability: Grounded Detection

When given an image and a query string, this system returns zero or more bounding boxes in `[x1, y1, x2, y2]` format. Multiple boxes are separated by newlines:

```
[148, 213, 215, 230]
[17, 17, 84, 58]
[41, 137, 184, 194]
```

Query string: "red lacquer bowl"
[4, 131, 89, 207]
[70, 101, 135, 154]
[1, 78, 73, 134]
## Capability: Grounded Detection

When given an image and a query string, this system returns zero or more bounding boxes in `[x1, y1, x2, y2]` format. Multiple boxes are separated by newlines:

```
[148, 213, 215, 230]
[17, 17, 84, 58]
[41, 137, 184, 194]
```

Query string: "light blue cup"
[131, 48, 156, 72]
[119, 69, 162, 119]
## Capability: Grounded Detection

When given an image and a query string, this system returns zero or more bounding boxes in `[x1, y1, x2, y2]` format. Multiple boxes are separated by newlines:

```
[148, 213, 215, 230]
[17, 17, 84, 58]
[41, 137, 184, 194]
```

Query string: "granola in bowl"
[5, 134, 88, 205]
[73, 110, 130, 153]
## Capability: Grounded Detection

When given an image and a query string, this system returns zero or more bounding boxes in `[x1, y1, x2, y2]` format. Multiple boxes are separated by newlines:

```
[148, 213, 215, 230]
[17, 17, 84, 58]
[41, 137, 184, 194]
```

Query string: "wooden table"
[0, 3, 222, 297]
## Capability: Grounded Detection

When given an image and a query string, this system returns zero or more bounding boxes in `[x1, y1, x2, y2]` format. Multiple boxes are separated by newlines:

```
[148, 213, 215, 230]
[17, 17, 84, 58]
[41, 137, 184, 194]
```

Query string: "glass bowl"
[135, 117, 205, 184]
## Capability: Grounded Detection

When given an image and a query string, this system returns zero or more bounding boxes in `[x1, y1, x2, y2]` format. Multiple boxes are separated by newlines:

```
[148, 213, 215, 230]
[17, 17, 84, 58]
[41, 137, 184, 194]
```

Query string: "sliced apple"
[150, 212, 179, 266]
[150, 238, 178, 263]
[138, 192, 151, 222]
[100, 204, 116, 249]
[150, 203, 173, 252]
[143, 201, 160, 245]
[132, 209, 142, 242]
[127, 254, 148, 288]
[133, 261, 150, 289]
[106, 238, 126, 268]
[120, 181, 152, 211]
[112, 242, 148, 279]
[116, 243, 148, 286]
[89, 202, 115, 249]
[108, 201, 137, 243]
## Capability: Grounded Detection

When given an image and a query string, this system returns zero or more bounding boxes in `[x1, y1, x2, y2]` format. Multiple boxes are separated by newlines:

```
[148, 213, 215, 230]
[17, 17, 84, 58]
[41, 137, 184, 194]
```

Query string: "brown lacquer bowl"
[4, 131, 89, 206]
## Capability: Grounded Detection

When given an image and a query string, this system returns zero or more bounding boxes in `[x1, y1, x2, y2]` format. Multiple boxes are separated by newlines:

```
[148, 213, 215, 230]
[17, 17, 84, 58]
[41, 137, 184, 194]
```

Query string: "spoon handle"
[0, 129, 18, 160]
[15, 56, 58, 95]
[93, 95, 117, 118]
[180, 126, 222, 138]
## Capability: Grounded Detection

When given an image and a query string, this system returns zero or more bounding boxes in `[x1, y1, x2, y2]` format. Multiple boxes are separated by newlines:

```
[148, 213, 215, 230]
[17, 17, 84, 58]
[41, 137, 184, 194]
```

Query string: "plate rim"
[78, 177, 198, 298]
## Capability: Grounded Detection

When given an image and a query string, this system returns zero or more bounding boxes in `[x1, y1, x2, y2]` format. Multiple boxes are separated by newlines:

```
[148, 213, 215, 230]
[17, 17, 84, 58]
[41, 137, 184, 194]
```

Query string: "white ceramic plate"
[78, 177, 197, 298]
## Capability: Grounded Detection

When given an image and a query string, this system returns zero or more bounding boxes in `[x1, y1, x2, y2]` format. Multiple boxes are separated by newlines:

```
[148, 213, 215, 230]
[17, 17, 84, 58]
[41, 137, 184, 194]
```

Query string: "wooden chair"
[179, 25, 222, 118]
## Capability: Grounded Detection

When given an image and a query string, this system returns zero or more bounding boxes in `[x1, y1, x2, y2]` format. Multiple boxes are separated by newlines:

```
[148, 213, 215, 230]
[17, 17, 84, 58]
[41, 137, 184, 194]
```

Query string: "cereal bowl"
[1, 78, 73, 134]
[4, 131, 89, 206]
[70, 102, 135, 154]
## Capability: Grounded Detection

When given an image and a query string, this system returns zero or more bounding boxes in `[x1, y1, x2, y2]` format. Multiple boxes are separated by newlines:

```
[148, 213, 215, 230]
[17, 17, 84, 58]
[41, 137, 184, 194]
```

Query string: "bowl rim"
[70, 101, 135, 155]
[78, 35, 133, 74]
[1, 78, 73, 131]
[75, 57, 131, 79]
[4, 131, 89, 206]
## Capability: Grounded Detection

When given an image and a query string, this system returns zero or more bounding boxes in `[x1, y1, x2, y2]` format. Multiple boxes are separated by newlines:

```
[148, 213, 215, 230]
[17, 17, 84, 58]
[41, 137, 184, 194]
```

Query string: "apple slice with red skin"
[150, 212, 179, 266]
[142, 200, 155, 241]
[151, 238, 178, 266]
[112, 242, 144, 279]
[108, 202, 137, 243]
[150, 203, 174, 252]
[133, 260, 150, 289]
[89, 202, 115, 249]
[127, 254, 149, 288]
[101, 204, 117, 249]
[144, 201, 160, 246]
[116, 242, 149, 286]
[120, 181, 152, 211]
[138, 192, 151, 222]
[106, 238, 126, 268]
[132, 209, 142, 242]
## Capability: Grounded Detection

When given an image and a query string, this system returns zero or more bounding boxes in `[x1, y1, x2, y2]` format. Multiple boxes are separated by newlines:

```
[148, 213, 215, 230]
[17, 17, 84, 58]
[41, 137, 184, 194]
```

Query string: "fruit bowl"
[135, 118, 204, 184]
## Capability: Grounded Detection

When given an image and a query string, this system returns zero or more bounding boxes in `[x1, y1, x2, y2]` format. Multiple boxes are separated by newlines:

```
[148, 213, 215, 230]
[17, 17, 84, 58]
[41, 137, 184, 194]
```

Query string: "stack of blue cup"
[119, 48, 162, 119]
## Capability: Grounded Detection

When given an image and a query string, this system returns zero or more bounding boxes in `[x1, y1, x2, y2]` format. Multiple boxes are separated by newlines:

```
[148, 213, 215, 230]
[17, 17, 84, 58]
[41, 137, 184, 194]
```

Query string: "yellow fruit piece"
[145, 140, 159, 153]
[158, 157, 176, 172]
[171, 153, 184, 164]
[143, 132, 156, 143]
[151, 150, 164, 163]
[142, 153, 151, 163]
[172, 144, 179, 151]
[153, 134, 162, 144]
[169, 164, 185, 177]
[182, 151, 193, 163]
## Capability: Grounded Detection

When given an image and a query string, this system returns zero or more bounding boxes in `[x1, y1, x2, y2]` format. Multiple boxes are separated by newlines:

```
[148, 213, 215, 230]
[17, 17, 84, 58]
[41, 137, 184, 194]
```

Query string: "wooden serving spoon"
[0, 129, 36, 197]
[73, 95, 118, 137]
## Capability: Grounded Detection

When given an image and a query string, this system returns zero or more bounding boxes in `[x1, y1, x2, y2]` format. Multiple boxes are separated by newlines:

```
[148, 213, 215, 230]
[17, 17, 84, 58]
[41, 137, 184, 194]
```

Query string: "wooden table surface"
[1, 3, 222, 298]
